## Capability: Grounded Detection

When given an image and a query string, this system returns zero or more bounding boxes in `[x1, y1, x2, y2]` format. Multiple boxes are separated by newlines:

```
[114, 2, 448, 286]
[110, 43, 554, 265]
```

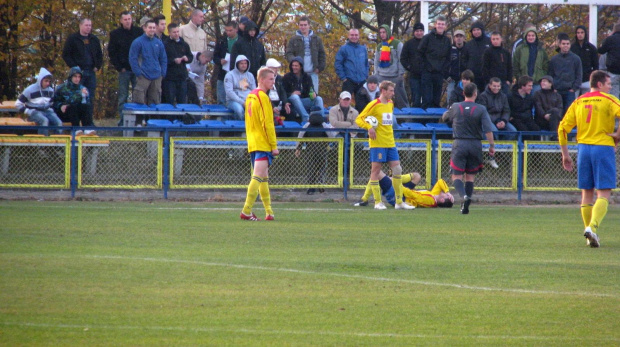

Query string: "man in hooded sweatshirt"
[15, 68, 63, 135]
[513, 25, 549, 94]
[571, 25, 598, 96]
[373, 24, 409, 109]
[282, 57, 324, 123]
[286, 16, 326, 94]
[355, 75, 380, 113]
[224, 55, 256, 120]
[230, 19, 266, 79]
[549, 33, 582, 113]
[401, 22, 425, 108]
[462, 21, 491, 91]
[53, 66, 96, 133]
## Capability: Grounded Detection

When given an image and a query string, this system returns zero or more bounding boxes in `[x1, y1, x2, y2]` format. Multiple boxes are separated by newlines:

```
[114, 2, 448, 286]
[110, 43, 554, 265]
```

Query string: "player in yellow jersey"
[240, 67, 279, 221]
[355, 80, 414, 210]
[558, 70, 620, 247]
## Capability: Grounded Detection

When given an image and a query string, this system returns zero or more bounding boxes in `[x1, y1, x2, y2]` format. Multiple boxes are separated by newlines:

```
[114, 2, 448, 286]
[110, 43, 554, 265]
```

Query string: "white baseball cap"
[339, 91, 352, 99]
[265, 58, 281, 68]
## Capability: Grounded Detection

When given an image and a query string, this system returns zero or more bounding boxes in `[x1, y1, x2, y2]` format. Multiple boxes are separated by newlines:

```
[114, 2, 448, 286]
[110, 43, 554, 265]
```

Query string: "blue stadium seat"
[155, 104, 178, 111]
[146, 119, 173, 127]
[202, 104, 230, 112]
[123, 103, 155, 111]
[282, 121, 303, 130]
[400, 108, 427, 115]
[400, 122, 427, 130]
[425, 108, 447, 115]
[178, 104, 203, 111]
[392, 108, 405, 115]
[224, 120, 246, 128]
[425, 123, 450, 129]
[199, 120, 227, 128]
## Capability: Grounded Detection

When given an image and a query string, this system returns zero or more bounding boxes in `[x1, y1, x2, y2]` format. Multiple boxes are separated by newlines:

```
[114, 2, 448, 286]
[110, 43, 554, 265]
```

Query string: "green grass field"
[1, 201, 618, 346]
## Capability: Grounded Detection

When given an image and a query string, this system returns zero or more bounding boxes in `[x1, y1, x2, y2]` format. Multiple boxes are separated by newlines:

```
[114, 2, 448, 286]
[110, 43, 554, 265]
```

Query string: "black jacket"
[446, 45, 466, 81]
[214, 35, 238, 81]
[478, 85, 510, 124]
[229, 20, 266, 77]
[108, 25, 143, 72]
[598, 31, 620, 74]
[164, 37, 193, 81]
[571, 26, 598, 82]
[509, 85, 535, 121]
[462, 33, 491, 80]
[418, 30, 451, 74]
[533, 88, 563, 124]
[355, 85, 379, 113]
[548, 51, 582, 92]
[62, 32, 103, 71]
[448, 82, 465, 108]
[400, 37, 423, 78]
[282, 57, 314, 98]
[482, 45, 512, 85]
[271, 74, 289, 108]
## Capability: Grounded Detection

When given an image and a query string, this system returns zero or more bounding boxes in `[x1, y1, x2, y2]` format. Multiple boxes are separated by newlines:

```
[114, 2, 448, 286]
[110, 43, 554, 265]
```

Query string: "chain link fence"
[350, 139, 432, 190]
[437, 141, 517, 190]
[523, 141, 578, 191]
[169, 137, 344, 189]
[0, 136, 70, 188]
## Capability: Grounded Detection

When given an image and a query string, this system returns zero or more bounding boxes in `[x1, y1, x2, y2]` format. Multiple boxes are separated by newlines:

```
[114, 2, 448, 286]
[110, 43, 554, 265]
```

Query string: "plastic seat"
[425, 123, 450, 129]
[155, 104, 178, 111]
[400, 122, 427, 130]
[400, 107, 427, 115]
[425, 108, 447, 115]
[224, 120, 246, 128]
[178, 104, 203, 111]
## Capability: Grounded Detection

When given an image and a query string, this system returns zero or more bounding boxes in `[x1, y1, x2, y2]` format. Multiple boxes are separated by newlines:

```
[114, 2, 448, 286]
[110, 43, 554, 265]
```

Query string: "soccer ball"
[365, 116, 379, 128]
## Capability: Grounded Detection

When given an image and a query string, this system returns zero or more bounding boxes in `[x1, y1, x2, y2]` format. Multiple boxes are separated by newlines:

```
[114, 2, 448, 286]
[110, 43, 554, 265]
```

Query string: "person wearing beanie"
[462, 21, 491, 91]
[373, 24, 409, 109]
[571, 25, 599, 96]
[355, 75, 380, 113]
[400, 22, 425, 107]
[533, 75, 563, 138]
[229, 19, 267, 78]
[513, 25, 549, 94]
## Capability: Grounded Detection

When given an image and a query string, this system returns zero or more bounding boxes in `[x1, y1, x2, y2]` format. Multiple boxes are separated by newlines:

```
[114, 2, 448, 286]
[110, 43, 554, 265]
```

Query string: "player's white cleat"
[584, 226, 600, 248]
[374, 202, 387, 210]
[395, 202, 415, 210]
[353, 199, 369, 207]
[487, 158, 499, 169]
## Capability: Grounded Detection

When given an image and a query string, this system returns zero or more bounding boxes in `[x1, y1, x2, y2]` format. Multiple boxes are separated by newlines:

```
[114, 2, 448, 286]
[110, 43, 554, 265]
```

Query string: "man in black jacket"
[109, 11, 143, 123]
[444, 29, 466, 103]
[230, 20, 266, 79]
[462, 21, 491, 92]
[282, 57, 324, 123]
[549, 33, 582, 114]
[418, 15, 451, 109]
[214, 21, 239, 105]
[571, 26, 598, 95]
[509, 75, 540, 139]
[482, 32, 512, 95]
[598, 23, 620, 98]
[533, 75, 563, 137]
[163, 23, 193, 105]
[62, 18, 103, 109]
[478, 77, 516, 141]
[400, 22, 425, 107]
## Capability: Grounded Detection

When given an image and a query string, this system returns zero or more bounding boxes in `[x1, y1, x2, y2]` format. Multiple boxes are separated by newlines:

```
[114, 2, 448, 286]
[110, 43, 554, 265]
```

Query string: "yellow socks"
[392, 175, 403, 204]
[370, 180, 381, 204]
[361, 181, 372, 202]
[259, 177, 273, 216]
[242, 176, 262, 215]
[589, 198, 609, 232]
[401, 173, 412, 184]
[580, 204, 593, 228]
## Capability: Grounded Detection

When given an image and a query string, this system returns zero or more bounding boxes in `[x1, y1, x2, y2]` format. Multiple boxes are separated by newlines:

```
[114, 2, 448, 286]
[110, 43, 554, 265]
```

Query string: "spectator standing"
[282, 57, 324, 123]
[509, 75, 540, 137]
[153, 14, 168, 42]
[373, 25, 409, 109]
[571, 25, 598, 95]
[513, 25, 549, 94]
[418, 15, 451, 109]
[224, 55, 256, 120]
[597, 23, 620, 97]
[129, 20, 167, 105]
[329, 91, 360, 136]
[462, 21, 491, 91]
[15, 68, 62, 136]
[108, 11, 143, 124]
[163, 23, 193, 105]
[230, 20, 266, 78]
[335, 28, 369, 96]
[445, 29, 467, 102]
[180, 9, 207, 52]
[355, 75, 380, 113]
[265, 58, 291, 119]
[549, 33, 582, 113]
[533, 75, 563, 138]
[400, 22, 425, 107]
[482, 32, 512, 95]
[286, 16, 327, 94]
[52, 66, 95, 132]
[213, 21, 239, 105]
[62, 18, 103, 119]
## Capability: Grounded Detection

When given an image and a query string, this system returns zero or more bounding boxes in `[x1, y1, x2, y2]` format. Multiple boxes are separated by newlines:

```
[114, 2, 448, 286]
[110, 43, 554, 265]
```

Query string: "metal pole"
[420, 1, 429, 34]
[589, 4, 598, 48]
[163, 0, 171, 34]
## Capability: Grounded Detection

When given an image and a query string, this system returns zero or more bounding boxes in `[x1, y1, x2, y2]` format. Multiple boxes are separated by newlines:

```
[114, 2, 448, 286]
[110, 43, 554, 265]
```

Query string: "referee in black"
[447, 83, 495, 214]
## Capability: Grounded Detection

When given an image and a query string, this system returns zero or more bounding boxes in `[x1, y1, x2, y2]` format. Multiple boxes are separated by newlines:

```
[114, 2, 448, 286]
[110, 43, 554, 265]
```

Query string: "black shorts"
[450, 139, 483, 175]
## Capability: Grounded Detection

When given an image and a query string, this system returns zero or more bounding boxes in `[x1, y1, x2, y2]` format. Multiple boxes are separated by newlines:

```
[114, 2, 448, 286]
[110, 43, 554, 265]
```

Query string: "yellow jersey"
[403, 179, 450, 208]
[355, 99, 396, 148]
[245, 89, 277, 153]
[558, 91, 620, 146]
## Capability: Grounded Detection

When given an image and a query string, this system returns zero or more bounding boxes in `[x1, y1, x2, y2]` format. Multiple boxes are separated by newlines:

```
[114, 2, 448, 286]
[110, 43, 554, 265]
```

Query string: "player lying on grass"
[354, 172, 454, 208]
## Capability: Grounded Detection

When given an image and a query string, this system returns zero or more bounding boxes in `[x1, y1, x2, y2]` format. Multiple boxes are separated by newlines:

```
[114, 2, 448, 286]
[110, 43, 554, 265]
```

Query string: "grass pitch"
[1, 200, 619, 346]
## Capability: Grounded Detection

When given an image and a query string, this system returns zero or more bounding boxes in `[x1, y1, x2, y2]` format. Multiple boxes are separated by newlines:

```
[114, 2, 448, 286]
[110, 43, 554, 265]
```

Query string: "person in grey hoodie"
[373, 24, 409, 109]
[285, 16, 326, 94]
[15, 67, 63, 135]
[224, 55, 256, 120]
[548, 33, 582, 114]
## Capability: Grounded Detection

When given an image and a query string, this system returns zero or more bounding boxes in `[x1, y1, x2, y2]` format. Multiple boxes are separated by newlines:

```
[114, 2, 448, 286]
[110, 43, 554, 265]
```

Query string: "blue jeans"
[117, 70, 136, 124]
[558, 90, 576, 115]
[421, 71, 443, 109]
[216, 80, 226, 105]
[163, 79, 188, 105]
[81, 69, 96, 123]
[309, 72, 319, 94]
[288, 94, 324, 123]
[227, 100, 245, 120]
[410, 77, 423, 108]
[488, 121, 517, 140]
[28, 109, 62, 135]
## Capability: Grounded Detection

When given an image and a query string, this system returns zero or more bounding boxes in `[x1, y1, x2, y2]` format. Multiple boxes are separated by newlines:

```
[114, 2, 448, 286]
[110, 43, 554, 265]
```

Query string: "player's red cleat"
[240, 212, 260, 221]
[265, 214, 275, 221]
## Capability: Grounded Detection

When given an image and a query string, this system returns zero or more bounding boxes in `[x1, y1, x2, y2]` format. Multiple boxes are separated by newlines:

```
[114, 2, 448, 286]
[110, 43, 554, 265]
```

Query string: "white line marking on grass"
[85, 255, 618, 298]
[24, 204, 357, 212]
[3, 322, 619, 342]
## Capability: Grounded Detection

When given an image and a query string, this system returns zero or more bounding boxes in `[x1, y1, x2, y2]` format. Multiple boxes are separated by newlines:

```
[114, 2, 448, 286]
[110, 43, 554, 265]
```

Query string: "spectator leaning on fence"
[108, 11, 143, 125]
[129, 19, 167, 105]
[213, 21, 239, 105]
[282, 56, 324, 124]
[15, 68, 63, 136]
[180, 9, 207, 52]
[335, 28, 369, 97]
[286, 16, 327, 94]
[571, 25, 598, 96]
[52, 66, 95, 134]
[548, 32, 582, 114]
[373, 24, 409, 109]
[163, 23, 193, 105]
[224, 55, 256, 120]
[400, 22, 425, 108]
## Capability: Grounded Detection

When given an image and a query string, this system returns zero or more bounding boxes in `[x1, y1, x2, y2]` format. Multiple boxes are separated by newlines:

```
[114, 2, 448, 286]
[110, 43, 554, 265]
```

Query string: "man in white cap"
[328, 91, 359, 137]
[266, 58, 291, 117]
